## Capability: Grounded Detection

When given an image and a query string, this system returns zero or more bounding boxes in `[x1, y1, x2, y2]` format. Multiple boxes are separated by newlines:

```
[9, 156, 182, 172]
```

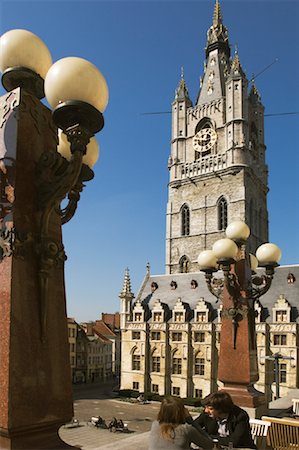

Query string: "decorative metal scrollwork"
[34, 124, 92, 342]
[251, 273, 274, 299]
[205, 272, 224, 302]
[222, 305, 248, 349]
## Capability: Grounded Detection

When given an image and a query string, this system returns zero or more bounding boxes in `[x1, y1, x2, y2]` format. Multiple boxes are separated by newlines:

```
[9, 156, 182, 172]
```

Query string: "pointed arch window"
[181, 204, 190, 236]
[217, 197, 227, 231]
[179, 256, 190, 273]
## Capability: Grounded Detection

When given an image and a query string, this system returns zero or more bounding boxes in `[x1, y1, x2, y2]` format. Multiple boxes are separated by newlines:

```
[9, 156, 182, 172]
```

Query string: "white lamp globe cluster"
[198, 220, 281, 271]
[0, 29, 109, 168]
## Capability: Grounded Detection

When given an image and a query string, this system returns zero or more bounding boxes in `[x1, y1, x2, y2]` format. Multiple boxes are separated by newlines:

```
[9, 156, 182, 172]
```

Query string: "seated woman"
[190, 391, 256, 449]
[149, 396, 213, 449]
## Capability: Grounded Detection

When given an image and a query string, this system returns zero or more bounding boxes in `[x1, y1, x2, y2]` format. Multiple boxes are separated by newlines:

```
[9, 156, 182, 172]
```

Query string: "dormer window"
[174, 312, 184, 323]
[275, 310, 287, 323]
[151, 282, 158, 292]
[191, 280, 198, 289]
[196, 312, 207, 322]
[273, 295, 291, 323]
[287, 273, 296, 284]
[170, 281, 178, 290]
[194, 298, 210, 323]
[153, 312, 163, 322]
[134, 312, 142, 322]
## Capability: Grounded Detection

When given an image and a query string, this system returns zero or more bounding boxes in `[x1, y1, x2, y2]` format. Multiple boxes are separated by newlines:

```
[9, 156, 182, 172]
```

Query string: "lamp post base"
[0, 423, 80, 450]
[221, 383, 266, 408]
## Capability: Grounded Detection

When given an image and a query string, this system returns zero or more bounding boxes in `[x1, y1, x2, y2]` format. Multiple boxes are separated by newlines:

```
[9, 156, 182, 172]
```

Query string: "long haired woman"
[149, 396, 213, 449]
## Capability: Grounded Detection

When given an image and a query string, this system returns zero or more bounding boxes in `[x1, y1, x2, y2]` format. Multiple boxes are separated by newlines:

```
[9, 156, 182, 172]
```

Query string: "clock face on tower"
[193, 128, 217, 152]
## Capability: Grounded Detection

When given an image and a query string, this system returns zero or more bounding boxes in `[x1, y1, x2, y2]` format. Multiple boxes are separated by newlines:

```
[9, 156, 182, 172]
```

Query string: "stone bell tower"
[166, 0, 269, 275]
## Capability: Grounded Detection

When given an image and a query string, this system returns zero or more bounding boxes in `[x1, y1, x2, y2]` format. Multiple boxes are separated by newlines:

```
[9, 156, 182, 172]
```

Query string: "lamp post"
[0, 29, 108, 449]
[198, 220, 281, 413]
[265, 354, 294, 400]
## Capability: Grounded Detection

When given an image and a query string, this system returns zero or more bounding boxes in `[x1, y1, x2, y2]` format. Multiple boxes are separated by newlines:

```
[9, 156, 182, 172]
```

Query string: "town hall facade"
[119, 1, 299, 402]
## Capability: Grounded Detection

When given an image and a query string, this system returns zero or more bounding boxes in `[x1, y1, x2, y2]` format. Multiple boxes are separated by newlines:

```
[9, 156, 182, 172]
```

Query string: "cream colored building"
[119, 1, 299, 402]
[120, 267, 299, 401]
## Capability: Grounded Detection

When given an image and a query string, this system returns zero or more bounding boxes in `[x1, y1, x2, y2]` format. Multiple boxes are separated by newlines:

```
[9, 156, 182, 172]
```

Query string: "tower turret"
[169, 70, 192, 181]
[225, 50, 249, 165]
[119, 268, 134, 329]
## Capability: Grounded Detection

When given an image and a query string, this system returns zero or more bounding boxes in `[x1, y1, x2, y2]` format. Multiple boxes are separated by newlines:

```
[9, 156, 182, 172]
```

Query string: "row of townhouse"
[67, 313, 120, 384]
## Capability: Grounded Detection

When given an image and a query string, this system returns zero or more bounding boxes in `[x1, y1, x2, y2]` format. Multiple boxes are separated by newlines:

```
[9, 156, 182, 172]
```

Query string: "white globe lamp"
[198, 250, 218, 271]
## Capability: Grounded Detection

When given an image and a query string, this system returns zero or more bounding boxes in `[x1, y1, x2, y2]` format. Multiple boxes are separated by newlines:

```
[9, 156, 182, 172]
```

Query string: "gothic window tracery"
[179, 255, 191, 273]
[181, 204, 190, 236]
[217, 196, 228, 230]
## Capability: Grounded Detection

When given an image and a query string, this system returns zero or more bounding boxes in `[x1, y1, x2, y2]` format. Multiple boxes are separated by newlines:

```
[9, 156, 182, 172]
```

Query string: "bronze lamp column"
[198, 221, 281, 410]
[0, 29, 108, 449]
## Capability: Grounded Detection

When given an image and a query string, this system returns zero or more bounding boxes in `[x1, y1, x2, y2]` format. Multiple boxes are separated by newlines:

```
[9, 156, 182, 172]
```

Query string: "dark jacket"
[191, 405, 256, 449]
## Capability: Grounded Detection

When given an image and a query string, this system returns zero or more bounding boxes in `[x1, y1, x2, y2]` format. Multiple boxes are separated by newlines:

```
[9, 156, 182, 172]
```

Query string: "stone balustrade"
[179, 153, 228, 178]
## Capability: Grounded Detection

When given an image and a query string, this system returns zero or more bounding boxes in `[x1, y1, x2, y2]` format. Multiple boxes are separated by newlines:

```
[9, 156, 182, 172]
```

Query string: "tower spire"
[174, 69, 192, 105]
[119, 267, 134, 329]
[213, 0, 222, 27]
[206, 0, 230, 58]
[120, 267, 133, 297]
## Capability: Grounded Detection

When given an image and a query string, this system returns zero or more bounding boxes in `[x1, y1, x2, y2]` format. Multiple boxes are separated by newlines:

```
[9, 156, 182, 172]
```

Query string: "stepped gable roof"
[94, 319, 117, 337]
[136, 265, 299, 323]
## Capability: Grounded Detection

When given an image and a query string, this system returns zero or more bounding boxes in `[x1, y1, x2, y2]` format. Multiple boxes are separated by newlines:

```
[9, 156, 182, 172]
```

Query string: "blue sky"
[1, 0, 298, 322]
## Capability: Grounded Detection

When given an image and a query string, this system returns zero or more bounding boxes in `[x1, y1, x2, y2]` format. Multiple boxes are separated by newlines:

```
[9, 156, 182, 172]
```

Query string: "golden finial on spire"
[181, 66, 184, 79]
[213, 0, 222, 27]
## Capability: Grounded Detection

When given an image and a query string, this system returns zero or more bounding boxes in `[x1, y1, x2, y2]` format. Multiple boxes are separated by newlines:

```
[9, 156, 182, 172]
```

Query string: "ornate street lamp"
[198, 220, 281, 411]
[0, 29, 108, 449]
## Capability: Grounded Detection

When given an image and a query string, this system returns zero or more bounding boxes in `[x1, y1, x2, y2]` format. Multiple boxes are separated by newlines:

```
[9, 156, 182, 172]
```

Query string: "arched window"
[217, 197, 227, 231]
[181, 204, 190, 236]
[179, 256, 190, 273]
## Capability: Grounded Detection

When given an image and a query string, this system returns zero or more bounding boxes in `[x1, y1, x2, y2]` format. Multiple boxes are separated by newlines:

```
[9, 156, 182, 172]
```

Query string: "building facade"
[67, 319, 114, 383]
[119, 1, 299, 402]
